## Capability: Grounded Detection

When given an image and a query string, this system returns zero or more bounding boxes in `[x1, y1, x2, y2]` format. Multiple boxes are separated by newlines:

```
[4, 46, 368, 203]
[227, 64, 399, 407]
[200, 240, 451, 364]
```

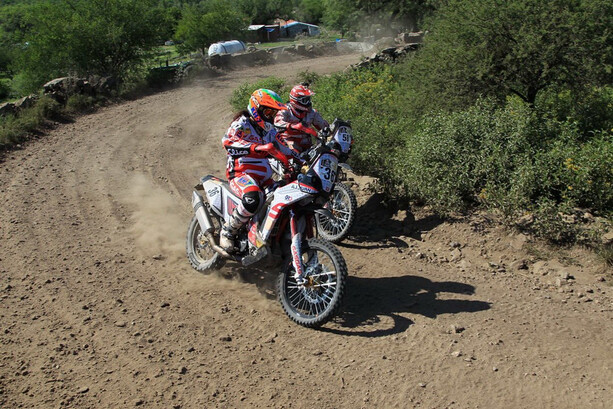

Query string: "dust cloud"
[122, 173, 186, 261]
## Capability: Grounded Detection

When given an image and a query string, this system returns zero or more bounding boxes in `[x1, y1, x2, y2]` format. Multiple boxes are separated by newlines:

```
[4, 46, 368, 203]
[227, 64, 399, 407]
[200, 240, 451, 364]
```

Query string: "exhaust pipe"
[192, 191, 234, 259]
[191, 191, 214, 234]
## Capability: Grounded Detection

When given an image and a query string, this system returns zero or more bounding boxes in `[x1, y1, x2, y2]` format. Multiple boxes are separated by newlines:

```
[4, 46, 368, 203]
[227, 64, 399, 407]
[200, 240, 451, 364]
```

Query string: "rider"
[220, 89, 291, 251]
[274, 83, 330, 154]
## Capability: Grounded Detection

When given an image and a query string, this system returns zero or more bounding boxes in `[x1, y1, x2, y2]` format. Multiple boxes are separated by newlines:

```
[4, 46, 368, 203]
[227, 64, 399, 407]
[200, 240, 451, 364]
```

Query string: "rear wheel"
[186, 211, 225, 273]
[315, 182, 357, 243]
[277, 238, 347, 328]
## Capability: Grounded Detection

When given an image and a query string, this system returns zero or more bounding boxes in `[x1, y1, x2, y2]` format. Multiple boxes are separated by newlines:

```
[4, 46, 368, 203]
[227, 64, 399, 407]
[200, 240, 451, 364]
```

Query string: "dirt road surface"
[1, 53, 611, 409]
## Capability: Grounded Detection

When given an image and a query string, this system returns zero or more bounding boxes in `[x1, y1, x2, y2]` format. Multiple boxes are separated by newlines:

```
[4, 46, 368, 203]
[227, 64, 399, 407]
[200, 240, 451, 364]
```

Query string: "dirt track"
[1, 53, 611, 409]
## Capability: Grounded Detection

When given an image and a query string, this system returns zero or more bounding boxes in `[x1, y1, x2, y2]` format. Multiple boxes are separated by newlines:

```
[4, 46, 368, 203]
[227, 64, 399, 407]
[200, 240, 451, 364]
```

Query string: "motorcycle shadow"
[322, 275, 491, 337]
[342, 192, 448, 246]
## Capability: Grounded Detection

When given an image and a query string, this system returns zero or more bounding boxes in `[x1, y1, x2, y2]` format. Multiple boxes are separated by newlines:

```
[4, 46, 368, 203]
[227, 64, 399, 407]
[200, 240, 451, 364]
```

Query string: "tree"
[0, 3, 32, 75]
[174, 0, 248, 55]
[14, 0, 167, 93]
[322, 0, 362, 37]
[322, 0, 439, 35]
[405, 0, 613, 111]
[235, 0, 295, 24]
[295, 0, 326, 25]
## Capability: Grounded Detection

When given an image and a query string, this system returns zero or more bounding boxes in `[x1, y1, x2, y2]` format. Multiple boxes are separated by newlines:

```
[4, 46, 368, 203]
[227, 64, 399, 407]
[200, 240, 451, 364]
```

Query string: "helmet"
[289, 84, 314, 119]
[248, 89, 286, 130]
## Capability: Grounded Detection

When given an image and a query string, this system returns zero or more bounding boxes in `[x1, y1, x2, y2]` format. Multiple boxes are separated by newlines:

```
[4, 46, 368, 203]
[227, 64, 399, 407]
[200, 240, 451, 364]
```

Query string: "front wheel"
[186, 213, 226, 273]
[277, 238, 347, 328]
[315, 182, 357, 243]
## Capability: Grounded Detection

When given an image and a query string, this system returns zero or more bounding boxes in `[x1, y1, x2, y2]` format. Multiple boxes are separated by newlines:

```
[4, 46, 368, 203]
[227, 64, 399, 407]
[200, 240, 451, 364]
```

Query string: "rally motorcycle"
[186, 138, 348, 328]
[271, 118, 357, 243]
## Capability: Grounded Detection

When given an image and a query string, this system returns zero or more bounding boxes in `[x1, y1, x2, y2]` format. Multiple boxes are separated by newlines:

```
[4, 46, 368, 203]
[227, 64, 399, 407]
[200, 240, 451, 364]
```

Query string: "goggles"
[262, 107, 277, 118]
[293, 95, 311, 106]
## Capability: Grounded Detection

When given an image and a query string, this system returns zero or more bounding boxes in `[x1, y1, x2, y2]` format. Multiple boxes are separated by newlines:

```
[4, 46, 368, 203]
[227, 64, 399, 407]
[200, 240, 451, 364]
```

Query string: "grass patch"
[0, 96, 61, 148]
[596, 244, 613, 267]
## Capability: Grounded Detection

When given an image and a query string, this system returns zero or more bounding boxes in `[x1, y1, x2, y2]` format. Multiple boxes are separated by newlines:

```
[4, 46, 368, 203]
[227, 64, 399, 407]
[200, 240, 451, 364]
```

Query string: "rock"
[265, 332, 278, 343]
[380, 46, 397, 56]
[396, 32, 424, 44]
[0, 102, 16, 117]
[219, 336, 232, 342]
[43, 77, 69, 93]
[510, 259, 529, 270]
[532, 261, 551, 276]
[450, 248, 462, 262]
[179, 366, 187, 375]
[510, 233, 529, 250]
[114, 321, 127, 328]
[450, 324, 465, 334]
[458, 259, 473, 271]
[14, 95, 38, 111]
[602, 231, 613, 245]
[451, 350, 462, 357]
[78, 387, 89, 394]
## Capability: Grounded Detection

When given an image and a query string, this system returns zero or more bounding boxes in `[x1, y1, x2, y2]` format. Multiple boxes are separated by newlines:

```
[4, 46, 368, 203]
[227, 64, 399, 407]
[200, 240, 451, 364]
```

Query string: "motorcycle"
[186, 139, 348, 328]
[271, 118, 358, 243]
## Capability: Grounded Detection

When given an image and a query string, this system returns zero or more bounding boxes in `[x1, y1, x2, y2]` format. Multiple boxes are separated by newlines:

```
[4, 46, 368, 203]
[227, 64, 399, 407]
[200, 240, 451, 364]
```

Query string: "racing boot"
[219, 207, 250, 252]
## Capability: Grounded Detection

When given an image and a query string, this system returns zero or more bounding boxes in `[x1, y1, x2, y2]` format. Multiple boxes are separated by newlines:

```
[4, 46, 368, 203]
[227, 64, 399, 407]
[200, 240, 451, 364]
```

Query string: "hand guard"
[290, 122, 317, 137]
[254, 143, 290, 168]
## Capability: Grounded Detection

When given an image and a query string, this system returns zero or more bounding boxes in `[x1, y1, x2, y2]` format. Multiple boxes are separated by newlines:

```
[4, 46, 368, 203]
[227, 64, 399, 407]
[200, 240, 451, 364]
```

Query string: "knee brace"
[241, 190, 262, 214]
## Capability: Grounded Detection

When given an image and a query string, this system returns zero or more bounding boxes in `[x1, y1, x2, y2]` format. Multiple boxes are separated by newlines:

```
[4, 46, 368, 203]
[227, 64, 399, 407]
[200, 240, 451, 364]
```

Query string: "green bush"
[395, 98, 612, 218]
[312, 65, 413, 187]
[0, 79, 11, 101]
[0, 96, 60, 148]
[66, 94, 96, 113]
[307, 62, 612, 243]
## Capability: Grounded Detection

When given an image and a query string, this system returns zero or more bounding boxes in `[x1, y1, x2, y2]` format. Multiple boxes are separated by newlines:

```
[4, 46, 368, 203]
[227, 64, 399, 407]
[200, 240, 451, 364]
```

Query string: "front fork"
[289, 210, 307, 285]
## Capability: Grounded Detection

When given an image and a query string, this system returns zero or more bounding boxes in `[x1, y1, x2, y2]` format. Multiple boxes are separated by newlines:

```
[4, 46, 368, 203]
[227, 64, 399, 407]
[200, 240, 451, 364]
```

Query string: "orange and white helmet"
[289, 84, 314, 119]
[248, 89, 286, 130]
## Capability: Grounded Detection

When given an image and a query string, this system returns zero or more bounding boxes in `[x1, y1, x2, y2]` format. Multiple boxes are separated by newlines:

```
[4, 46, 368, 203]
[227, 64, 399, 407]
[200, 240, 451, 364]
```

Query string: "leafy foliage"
[305, 0, 613, 243]
[4, 0, 167, 95]
[175, 0, 248, 55]
[406, 0, 613, 111]
[0, 95, 60, 148]
[322, 0, 437, 34]
[235, 0, 295, 24]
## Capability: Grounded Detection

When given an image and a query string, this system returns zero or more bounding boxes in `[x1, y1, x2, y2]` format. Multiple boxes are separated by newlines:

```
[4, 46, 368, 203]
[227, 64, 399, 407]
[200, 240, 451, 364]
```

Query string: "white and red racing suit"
[222, 113, 290, 200]
[274, 107, 329, 153]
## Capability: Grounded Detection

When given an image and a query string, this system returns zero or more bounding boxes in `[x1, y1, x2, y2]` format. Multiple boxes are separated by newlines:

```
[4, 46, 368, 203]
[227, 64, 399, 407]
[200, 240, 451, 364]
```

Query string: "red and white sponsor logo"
[268, 202, 286, 220]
